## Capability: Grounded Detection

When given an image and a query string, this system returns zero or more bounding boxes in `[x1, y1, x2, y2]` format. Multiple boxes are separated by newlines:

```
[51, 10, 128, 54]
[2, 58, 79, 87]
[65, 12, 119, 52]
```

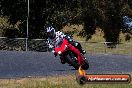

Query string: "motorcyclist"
[46, 24, 86, 65]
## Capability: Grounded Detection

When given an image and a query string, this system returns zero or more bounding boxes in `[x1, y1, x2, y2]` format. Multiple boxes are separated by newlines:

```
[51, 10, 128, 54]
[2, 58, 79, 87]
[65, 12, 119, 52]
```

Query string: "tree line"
[0, 0, 132, 44]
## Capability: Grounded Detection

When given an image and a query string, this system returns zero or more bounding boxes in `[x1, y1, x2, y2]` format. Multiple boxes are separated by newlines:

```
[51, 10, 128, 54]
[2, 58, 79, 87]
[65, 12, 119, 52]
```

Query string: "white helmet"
[46, 26, 56, 39]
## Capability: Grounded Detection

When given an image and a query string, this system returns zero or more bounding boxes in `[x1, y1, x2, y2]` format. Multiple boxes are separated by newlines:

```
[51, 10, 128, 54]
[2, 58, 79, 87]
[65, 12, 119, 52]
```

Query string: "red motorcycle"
[54, 38, 89, 70]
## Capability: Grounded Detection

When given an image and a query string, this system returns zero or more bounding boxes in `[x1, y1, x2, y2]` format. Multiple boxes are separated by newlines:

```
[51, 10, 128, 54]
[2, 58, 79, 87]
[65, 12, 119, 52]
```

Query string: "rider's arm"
[56, 31, 73, 42]
[47, 38, 54, 51]
[47, 38, 57, 56]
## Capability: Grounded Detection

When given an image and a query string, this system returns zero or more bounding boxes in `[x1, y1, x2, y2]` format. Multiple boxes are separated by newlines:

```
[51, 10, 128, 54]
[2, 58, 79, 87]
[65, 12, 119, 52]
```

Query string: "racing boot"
[78, 48, 86, 54]
[82, 50, 86, 54]
[74, 42, 86, 54]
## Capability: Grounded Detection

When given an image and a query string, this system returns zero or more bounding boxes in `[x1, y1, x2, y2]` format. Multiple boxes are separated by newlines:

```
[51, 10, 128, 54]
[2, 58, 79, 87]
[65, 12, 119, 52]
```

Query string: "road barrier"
[0, 37, 48, 52]
[0, 37, 132, 55]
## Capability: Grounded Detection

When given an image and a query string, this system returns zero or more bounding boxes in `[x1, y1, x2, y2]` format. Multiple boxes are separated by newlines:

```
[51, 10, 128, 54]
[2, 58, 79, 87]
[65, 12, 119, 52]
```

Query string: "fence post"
[26, 38, 28, 51]
[104, 42, 107, 53]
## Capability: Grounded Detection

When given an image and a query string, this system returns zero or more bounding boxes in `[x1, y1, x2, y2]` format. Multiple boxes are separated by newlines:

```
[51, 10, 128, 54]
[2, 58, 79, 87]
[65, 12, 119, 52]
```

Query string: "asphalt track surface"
[0, 51, 132, 78]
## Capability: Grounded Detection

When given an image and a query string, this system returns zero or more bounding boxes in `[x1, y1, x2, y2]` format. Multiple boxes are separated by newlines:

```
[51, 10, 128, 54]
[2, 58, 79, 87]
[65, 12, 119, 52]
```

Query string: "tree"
[0, 0, 131, 43]
[0, 0, 27, 37]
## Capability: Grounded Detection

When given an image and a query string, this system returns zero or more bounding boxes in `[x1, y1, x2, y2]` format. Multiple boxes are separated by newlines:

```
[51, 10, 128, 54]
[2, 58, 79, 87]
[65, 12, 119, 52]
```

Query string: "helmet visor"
[47, 32, 55, 39]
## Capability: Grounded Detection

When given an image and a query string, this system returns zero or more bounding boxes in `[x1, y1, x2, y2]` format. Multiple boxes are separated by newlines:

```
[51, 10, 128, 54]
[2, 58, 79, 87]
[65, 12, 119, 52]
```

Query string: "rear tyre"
[81, 58, 89, 70]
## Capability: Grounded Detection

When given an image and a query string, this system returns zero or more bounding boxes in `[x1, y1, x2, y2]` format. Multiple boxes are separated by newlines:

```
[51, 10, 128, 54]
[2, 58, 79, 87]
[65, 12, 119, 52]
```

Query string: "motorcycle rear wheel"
[81, 58, 89, 70]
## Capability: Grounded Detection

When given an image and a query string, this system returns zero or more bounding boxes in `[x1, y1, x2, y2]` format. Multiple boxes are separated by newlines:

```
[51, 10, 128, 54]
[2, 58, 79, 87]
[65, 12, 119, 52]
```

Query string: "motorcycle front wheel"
[66, 52, 80, 70]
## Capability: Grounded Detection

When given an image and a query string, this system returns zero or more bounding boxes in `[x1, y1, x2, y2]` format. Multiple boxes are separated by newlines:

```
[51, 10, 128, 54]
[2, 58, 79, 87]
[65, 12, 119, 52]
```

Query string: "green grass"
[0, 74, 131, 88]
[62, 25, 132, 55]
[79, 42, 132, 55]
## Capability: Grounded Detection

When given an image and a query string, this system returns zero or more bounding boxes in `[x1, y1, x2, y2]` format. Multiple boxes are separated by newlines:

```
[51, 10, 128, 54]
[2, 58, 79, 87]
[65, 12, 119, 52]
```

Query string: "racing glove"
[52, 50, 57, 57]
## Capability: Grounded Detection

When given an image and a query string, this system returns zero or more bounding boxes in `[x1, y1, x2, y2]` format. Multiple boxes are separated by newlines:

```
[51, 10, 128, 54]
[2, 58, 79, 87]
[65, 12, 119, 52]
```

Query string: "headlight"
[65, 45, 68, 48]
[58, 51, 62, 55]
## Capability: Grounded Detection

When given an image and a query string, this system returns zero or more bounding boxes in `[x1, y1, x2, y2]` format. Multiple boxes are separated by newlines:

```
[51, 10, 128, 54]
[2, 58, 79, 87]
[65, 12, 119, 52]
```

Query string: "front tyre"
[66, 52, 79, 70]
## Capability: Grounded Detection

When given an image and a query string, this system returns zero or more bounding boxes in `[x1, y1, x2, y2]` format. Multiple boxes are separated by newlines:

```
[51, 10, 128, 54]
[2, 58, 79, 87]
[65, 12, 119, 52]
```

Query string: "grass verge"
[0, 74, 131, 88]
